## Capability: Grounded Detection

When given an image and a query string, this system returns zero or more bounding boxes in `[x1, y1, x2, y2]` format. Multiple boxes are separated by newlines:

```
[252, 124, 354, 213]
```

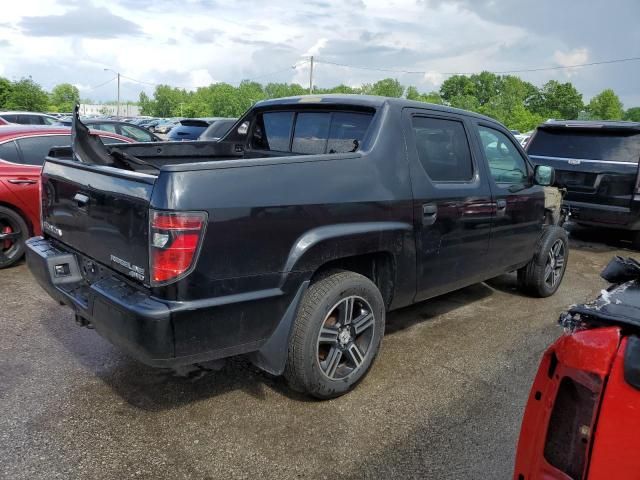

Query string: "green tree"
[138, 91, 155, 116]
[369, 78, 404, 98]
[236, 80, 266, 113]
[264, 82, 306, 99]
[151, 85, 189, 117]
[406, 86, 444, 104]
[4, 77, 49, 111]
[624, 107, 640, 122]
[470, 71, 502, 106]
[440, 75, 475, 103]
[588, 89, 624, 120]
[49, 83, 80, 112]
[0, 77, 12, 108]
[529, 80, 583, 119]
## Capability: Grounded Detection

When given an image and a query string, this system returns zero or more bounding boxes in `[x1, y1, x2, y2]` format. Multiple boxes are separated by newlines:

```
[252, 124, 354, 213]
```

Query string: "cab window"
[478, 126, 528, 184]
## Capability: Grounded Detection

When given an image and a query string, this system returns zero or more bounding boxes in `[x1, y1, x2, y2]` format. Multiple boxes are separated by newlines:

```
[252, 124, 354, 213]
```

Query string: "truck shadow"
[566, 222, 635, 253]
[41, 281, 499, 411]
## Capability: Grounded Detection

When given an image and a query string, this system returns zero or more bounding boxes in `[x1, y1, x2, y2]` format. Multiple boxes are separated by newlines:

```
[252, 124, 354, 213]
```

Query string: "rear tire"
[0, 206, 29, 269]
[518, 226, 568, 297]
[284, 270, 385, 399]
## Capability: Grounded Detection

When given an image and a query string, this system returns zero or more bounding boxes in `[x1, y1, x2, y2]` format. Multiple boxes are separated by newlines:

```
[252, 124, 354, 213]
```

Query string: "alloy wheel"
[316, 295, 376, 380]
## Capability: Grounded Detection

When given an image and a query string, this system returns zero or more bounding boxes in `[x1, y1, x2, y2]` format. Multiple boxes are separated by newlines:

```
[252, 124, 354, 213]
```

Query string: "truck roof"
[540, 119, 640, 131]
[254, 94, 500, 124]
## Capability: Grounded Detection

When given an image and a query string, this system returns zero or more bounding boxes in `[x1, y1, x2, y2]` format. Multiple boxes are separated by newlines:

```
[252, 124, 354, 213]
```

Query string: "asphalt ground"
[0, 224, 631, 479]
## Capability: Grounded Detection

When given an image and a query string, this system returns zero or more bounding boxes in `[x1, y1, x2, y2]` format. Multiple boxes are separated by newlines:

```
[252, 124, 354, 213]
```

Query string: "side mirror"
[534, 164, 555, 186]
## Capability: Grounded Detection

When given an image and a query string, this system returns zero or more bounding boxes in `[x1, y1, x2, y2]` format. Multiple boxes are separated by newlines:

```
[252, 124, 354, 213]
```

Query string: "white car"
[0, 111, 60, 126]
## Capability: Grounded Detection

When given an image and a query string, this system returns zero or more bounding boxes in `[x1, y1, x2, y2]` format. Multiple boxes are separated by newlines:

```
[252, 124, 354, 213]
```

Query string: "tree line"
[0, 77, 82, 113]
[2, 73, 639, 131]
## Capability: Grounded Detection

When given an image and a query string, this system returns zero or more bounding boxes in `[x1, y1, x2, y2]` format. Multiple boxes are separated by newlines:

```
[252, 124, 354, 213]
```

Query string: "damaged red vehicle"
[0, 125, 132, 268]
[514, 256, 640, 479]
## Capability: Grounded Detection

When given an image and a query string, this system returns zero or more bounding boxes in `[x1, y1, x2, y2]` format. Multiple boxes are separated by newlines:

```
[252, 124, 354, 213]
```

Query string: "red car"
[514, 256, 640, 479]
[0, 125, 132, 268]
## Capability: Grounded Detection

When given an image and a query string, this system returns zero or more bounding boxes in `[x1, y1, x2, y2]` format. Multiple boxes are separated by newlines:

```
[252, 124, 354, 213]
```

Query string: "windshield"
[528, 128, 640, 163]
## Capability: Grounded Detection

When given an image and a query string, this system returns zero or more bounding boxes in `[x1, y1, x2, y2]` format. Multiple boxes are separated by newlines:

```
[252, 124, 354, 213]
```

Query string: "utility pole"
[309, 56, 314, 94]
[116, 72, 121, 118]
[104, 68, 121, 118]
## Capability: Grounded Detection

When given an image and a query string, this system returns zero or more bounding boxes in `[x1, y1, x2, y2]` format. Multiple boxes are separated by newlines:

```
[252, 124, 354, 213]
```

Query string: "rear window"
[528, 129, 640, 163]
[200, 119, 236, 140]
[16, 135, 71, 165]
[251, 110, 373, 154]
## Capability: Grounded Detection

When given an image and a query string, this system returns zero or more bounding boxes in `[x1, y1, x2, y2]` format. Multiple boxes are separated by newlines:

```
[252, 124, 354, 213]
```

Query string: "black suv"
[527, 120, 640, 245]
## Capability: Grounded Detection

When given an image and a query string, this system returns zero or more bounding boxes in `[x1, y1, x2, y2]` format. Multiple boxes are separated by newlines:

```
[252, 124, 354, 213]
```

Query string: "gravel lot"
[0, 226, 631, 479]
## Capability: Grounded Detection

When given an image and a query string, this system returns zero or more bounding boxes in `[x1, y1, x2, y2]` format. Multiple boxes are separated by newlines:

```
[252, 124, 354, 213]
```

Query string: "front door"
[403, 109, 493, 302]
[472, 122, 545, 272]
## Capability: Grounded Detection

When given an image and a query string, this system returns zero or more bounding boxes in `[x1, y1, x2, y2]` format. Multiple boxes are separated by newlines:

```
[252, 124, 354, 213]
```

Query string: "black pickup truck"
[527, 120, 640, 246]
[26, 95, 567, 398]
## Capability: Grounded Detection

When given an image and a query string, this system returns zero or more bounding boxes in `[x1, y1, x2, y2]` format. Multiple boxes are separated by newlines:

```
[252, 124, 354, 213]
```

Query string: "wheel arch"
[282, 221, 412, 309]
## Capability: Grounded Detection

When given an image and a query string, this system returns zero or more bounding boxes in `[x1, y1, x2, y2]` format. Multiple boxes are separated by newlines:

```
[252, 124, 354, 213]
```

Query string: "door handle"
[422, 203, 438, 225]
[73, 193, 90, 208]
[7, 178, 37, 185]
[496, 199, 507, 216]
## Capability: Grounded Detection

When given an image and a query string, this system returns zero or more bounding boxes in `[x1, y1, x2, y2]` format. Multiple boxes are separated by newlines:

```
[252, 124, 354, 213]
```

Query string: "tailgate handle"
[73, 193, 90, 207]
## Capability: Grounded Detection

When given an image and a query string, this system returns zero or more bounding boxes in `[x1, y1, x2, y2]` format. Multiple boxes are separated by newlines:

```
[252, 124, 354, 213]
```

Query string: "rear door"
[0, 139, 40, 220]
[403, 109, 493, 301]
[473, 122, 545, 271]
[527, 127, 640, 209]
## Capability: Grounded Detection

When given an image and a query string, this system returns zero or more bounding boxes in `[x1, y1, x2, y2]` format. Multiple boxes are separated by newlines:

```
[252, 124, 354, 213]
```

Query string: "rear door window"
[16, 135, 71, 165]
[0, 141, 21, 163]
[411, 116, 474, 182]
[528, 129, 640, 163]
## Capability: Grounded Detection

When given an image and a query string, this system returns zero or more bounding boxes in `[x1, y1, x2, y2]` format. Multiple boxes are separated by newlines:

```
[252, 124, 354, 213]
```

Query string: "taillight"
[149, 210, 207, 285]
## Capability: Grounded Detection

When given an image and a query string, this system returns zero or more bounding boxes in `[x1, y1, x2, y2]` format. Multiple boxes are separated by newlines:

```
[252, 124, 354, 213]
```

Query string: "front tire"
[518, 226, 569, 297]
[0, 206, 29, 269]
[285, 270, 385, 399]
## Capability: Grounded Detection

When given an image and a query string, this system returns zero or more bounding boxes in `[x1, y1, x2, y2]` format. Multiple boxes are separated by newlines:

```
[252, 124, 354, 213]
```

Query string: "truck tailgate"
[529, 154, 638, 209]
[42, 159, 156, 284]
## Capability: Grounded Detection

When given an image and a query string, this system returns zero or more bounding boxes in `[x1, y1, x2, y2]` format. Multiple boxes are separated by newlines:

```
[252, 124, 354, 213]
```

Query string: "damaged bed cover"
[561, 256, 640, 331]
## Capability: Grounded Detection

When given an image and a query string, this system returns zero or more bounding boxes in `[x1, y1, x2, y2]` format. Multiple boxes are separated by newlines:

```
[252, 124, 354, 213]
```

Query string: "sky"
[0, 0, 638, 107]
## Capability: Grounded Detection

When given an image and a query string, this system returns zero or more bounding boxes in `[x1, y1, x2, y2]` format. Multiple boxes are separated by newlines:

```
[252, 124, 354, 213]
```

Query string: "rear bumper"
[565, 200, 640, 230]
[26, 237, 301, 368]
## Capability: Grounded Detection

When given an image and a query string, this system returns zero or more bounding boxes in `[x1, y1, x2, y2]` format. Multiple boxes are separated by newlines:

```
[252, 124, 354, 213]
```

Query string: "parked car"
[153, 120, 178, 135]
[55, 118, 160, 142]
[0, 125, 132, 268]
[198, 118, 237, 141]
[27, 96, 566, 398]
[527, 120, 640, 246]
[514, 255, 640, 479]
[168, 118, 218, 141]
[0, 111, 59, 125]
[142, 119, 163, 131]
